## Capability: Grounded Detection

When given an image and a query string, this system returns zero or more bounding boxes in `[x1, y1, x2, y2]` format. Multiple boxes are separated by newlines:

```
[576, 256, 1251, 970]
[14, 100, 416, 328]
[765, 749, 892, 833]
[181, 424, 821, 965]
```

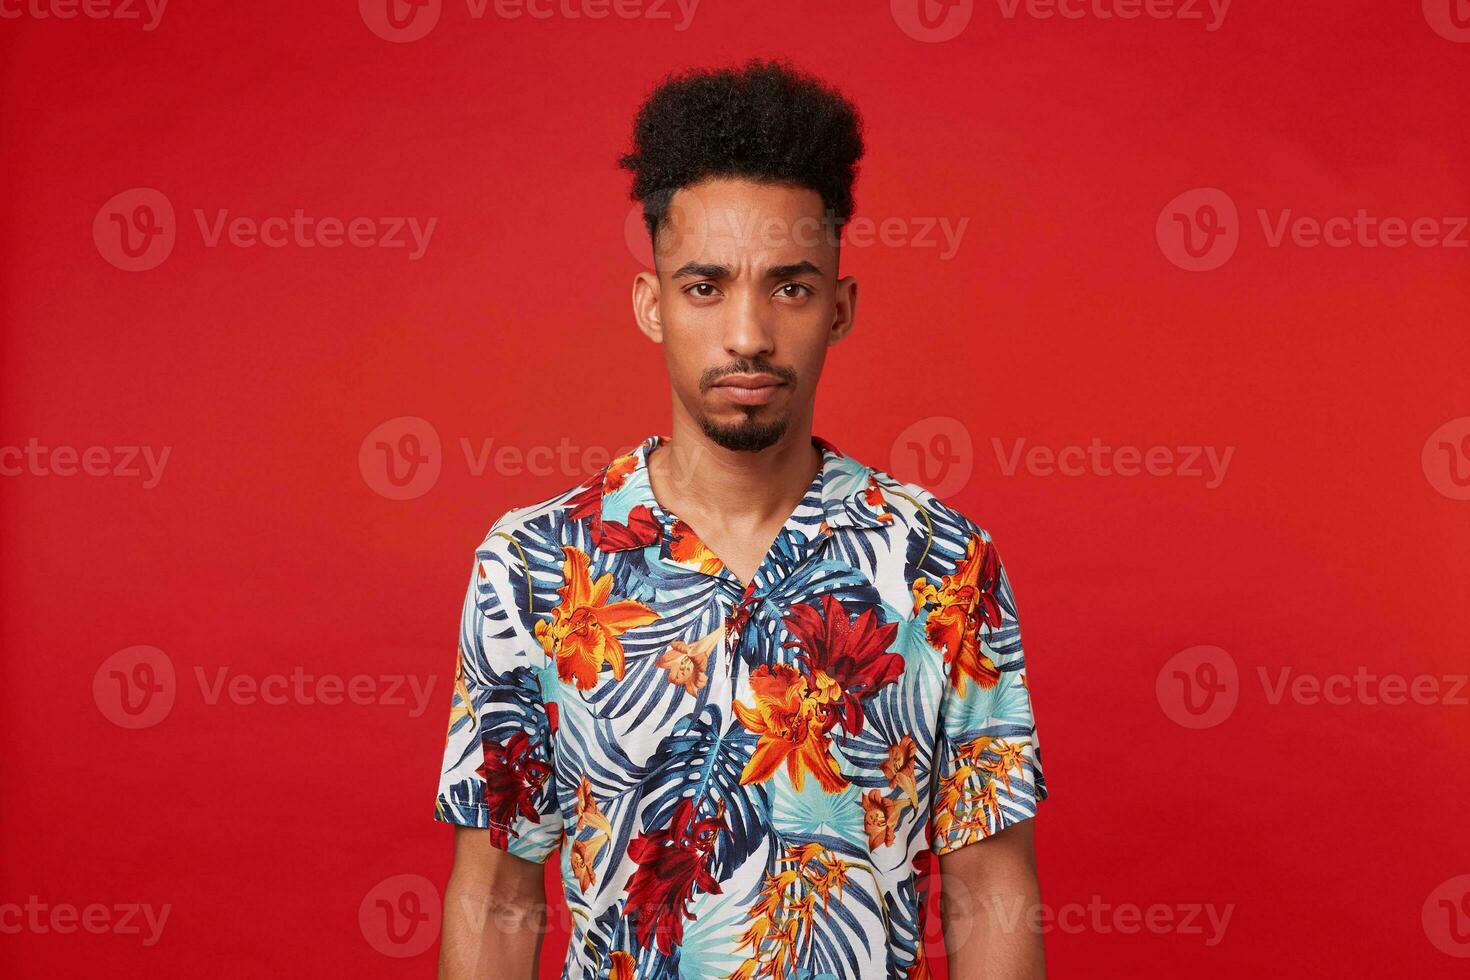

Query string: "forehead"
[656, 177, 837, 272]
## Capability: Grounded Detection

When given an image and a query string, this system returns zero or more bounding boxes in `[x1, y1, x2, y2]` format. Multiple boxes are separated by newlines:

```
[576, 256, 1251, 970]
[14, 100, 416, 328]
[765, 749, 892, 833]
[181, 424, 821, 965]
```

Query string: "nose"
[720, 289, 776, 360]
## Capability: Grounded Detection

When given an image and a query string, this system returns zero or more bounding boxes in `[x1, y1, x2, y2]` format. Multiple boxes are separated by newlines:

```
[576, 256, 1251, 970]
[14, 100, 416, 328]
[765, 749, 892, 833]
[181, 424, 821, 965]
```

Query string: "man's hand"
[937, 819, 1046, 980]
[438, 826, 554, 980]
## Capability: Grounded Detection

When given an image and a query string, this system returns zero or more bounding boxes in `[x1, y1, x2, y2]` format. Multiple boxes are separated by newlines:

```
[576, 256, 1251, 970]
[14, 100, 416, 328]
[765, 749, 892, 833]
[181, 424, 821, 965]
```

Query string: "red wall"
[3, 1, 1468, 976]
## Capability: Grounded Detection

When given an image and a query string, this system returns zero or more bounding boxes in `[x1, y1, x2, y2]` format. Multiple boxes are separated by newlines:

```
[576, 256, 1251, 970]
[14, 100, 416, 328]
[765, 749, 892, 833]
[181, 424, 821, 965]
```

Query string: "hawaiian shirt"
[434, 433, 1046, 980]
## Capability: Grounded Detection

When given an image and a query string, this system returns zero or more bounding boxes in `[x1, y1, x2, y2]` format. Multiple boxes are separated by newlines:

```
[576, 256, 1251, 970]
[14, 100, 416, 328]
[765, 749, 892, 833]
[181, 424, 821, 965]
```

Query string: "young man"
[435, 59, 1047, 980]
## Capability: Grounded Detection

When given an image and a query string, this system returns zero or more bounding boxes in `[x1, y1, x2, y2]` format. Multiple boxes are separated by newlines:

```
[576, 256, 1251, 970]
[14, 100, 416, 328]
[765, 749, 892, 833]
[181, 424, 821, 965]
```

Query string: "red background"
[3, 1, 1468, 976]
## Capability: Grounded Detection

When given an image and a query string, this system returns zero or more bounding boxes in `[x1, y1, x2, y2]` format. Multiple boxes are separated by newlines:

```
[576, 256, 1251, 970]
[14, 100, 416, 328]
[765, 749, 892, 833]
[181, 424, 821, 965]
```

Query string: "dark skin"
[438, 176, 1045, 979]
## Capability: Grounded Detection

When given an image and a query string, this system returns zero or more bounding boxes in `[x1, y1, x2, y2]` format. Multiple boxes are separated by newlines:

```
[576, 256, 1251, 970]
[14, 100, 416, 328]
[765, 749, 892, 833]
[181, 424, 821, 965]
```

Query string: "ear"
[632, 268, 663, 343]
[828, 274, 858, 346]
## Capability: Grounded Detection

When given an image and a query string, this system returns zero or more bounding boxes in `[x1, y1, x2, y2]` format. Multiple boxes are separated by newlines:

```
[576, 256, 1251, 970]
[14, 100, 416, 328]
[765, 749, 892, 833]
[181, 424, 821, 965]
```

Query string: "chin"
[697, 413, 789, 452]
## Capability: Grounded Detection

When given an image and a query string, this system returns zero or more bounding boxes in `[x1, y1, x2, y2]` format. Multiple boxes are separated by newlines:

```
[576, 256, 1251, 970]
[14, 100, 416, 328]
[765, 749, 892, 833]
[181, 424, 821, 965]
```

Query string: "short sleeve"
[928, 532, 1047, 856]
[434, 528, 564, 863]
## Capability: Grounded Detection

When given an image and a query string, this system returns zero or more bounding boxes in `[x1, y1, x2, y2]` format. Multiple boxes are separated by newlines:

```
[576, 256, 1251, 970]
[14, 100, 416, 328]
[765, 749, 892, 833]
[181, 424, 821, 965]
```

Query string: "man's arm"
[438, 826, 552, 980]
[937, 820, 1046, 980]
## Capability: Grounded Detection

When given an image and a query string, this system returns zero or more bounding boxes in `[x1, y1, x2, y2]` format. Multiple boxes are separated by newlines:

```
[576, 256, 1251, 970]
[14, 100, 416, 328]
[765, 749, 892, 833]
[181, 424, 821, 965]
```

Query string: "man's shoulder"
[859, 458, 1001, 551]
[471, 467, 607, 560]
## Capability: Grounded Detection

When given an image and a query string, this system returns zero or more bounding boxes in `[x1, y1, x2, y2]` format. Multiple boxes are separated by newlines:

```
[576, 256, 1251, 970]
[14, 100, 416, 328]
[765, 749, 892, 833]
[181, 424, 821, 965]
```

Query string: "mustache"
[699, 359, 798, 391]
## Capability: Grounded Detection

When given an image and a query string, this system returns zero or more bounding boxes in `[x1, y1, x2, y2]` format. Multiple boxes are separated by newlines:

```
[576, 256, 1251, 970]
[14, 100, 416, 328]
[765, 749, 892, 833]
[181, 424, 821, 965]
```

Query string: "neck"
[647, 414, 821, 529]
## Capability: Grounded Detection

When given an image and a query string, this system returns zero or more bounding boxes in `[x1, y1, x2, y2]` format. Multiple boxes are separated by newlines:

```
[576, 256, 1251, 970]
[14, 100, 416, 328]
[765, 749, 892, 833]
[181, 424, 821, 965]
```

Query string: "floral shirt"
[434, 434, 1046, 980]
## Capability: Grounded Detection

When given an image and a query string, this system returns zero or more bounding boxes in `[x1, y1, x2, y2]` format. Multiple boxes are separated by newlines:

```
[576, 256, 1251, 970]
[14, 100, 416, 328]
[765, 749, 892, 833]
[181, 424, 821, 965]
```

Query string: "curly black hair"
[618, 58, 865, 248]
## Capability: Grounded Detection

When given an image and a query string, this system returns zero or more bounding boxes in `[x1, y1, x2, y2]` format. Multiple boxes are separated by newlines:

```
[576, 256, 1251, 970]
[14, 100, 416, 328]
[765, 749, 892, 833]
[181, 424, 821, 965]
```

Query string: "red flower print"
[623, 797, 725, 955]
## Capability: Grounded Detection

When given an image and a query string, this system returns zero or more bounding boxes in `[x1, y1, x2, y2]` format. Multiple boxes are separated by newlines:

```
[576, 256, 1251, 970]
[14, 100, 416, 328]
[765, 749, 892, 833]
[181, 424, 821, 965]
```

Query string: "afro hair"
[618, 58, 865, 246]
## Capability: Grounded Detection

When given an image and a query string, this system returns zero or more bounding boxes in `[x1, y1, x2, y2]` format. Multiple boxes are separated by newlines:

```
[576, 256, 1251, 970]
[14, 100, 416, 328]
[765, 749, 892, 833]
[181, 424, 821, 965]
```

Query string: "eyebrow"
[670, 260, 825, 280]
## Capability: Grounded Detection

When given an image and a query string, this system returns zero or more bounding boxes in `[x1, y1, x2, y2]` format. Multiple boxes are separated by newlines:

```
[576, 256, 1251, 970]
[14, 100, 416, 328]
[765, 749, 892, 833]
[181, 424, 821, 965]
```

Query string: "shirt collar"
[589, 433, 891, 554]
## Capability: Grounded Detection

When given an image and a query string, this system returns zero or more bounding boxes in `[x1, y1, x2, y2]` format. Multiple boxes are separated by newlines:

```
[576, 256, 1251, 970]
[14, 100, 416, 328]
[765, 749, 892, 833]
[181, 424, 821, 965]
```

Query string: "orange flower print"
[668, 519, 725, 574]
[862, 789, 908, 849]
[534, 546, 659, 690]
[655, 629, 720, 696]
[732, 664, 848, 793]
[570, 834, 607, 891]
[575, 776, 613, 838]
[881, 735, 919, 809]
[911, 534, 1003, 696]
[609, 951, 636, 980]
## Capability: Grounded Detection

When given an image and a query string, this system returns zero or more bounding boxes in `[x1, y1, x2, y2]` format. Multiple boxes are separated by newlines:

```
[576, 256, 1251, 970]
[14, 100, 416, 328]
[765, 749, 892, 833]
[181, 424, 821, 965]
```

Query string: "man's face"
[632, 177, 857, 453]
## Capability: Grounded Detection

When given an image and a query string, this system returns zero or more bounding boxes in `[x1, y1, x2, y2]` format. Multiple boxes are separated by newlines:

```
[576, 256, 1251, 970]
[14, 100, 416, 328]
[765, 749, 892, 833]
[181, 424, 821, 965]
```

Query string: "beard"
[696, 410, 788, 452]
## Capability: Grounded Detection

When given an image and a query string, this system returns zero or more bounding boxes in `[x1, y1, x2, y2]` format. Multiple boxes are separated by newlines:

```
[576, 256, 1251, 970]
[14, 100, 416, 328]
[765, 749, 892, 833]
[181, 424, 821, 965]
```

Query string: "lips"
[712, 374, 785, 406]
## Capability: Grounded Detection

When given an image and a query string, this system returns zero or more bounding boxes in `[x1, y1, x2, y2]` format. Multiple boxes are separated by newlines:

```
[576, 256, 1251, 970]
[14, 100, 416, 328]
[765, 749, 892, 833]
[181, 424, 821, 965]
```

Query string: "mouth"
[710, 373, 787, 406]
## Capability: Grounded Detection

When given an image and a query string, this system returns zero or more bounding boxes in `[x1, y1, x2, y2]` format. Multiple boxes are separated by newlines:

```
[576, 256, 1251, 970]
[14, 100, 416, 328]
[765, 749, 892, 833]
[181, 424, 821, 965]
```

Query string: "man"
[435, 59, 1047, 980]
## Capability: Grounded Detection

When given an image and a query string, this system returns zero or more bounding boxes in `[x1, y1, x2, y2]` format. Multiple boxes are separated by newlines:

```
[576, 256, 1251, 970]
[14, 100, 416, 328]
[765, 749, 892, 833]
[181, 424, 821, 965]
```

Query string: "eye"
[776, 282, 813, 299]
[684, 282, 720, 298]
